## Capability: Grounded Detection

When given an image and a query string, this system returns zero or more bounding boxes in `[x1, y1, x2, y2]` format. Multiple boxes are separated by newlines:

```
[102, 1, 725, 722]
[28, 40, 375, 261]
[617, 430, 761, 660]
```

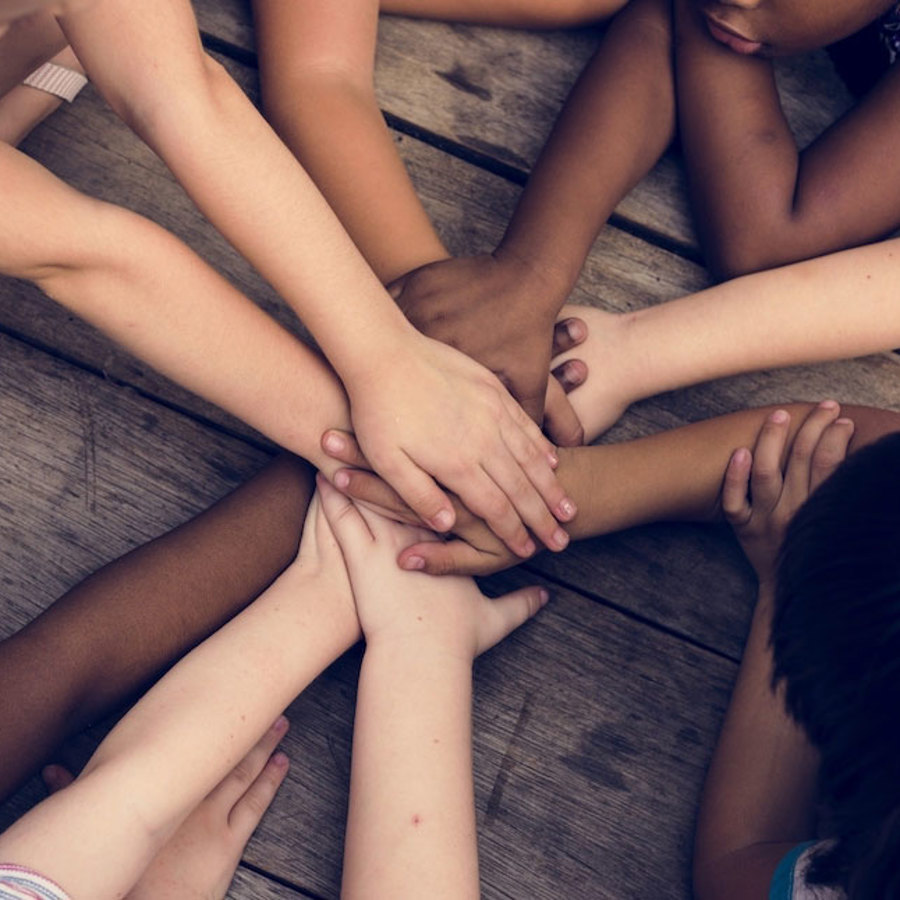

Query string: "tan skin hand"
[721, 401, 854, 585]
[389, 252, 572, 435]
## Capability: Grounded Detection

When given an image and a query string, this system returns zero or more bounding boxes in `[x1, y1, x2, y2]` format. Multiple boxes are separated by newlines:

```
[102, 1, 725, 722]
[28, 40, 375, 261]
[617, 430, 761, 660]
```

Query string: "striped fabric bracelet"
[22, 63, 88, 103]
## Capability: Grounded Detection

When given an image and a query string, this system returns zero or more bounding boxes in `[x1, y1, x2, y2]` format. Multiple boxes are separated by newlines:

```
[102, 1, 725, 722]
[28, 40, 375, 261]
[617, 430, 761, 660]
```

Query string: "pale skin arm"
[693, 404, 854, 899]
[674, 0, 900, 279]
[316, 480, 546, 899]
[553, 240, 900, 436]
[0, 141, 349, 474]
[54, 0, 570, 552]
[0, 492, 362, 900]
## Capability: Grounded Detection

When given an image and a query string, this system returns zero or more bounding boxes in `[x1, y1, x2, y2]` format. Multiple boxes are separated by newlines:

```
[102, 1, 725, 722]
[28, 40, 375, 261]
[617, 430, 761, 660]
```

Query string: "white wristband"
[23, 62, 88, 103]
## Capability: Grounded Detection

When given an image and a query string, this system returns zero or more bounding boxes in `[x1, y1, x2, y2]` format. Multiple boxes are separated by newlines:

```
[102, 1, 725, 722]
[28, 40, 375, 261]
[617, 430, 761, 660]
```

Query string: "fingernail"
[539, 588, 550, 605]
[566, 318, 585, 342]
[552, 527, 569, 550]
[770, 409, 789, 424]
[432, 509, 453, 531]
[333, 470, 350, 489]
[522, 539, 536, 557]
[819, 400, 838, 410]
[403, 555, 425, 571]
[271, 751, 290, 769]
[323, 433, 345, 453]
[835, 417, 853, 426]
[558, 498, 577, 520]
[273, 715, 289, 734]
[548, 451, 559, 468]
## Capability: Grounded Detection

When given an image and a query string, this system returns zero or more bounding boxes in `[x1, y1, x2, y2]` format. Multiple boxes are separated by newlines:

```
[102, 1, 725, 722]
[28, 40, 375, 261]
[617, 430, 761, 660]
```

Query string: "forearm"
[0, 563, 361, 899]
[60, 0, 415, 375]
[254, 0, 447, 284]
[0, 453, 313, 804]
[11, 156, 350, 467]
[613, 238, 900, 407]
[558, 403, 900, 539]
[674, 0, 798, 277]
[343, 642, 478, 899]
[499, 0, 674, 305]
[693, 585, 818, 898]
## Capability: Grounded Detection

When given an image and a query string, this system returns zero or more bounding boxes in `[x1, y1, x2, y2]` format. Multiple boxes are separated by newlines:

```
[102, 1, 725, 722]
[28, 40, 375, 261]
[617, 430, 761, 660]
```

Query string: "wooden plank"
[192, 0, 853, 252]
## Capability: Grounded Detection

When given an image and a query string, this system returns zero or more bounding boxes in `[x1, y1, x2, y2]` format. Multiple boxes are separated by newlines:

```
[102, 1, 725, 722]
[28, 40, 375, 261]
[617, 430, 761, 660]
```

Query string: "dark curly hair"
[772, 432, 900, 899]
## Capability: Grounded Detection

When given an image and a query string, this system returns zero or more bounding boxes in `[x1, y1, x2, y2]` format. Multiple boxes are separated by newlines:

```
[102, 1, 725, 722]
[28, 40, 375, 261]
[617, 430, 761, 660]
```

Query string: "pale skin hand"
[693, 403, 853, 900]
[47, 0, 572, 555]
[317, 478, 547, 900]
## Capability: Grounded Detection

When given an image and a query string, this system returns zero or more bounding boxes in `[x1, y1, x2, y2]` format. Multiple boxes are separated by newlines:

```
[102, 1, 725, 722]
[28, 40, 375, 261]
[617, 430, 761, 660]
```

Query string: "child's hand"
[342, 329, 576, 560]
[722, 401, 854, 586]
[389, 252, 580, 445]
[317, 477, 548, 658]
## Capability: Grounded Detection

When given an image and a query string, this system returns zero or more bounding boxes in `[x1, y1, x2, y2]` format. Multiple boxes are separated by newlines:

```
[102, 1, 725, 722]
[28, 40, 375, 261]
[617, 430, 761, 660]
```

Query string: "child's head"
[694, 0, 896, 56]
[772, 431, 900, 899]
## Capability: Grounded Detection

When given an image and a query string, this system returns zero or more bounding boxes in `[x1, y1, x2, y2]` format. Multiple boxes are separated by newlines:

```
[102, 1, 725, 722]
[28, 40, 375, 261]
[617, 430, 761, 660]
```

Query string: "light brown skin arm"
[326, 403, 900, 574]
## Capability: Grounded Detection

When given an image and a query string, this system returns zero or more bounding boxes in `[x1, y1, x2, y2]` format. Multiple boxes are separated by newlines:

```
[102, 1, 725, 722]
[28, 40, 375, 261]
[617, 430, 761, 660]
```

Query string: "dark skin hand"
[390, 250, 568, 433]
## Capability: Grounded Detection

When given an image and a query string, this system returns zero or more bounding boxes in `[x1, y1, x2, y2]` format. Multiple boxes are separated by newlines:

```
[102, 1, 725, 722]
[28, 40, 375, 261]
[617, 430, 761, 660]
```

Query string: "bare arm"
[674, 0, 900, 278]
[0, 454, 314, 805]
[56, 0, 570, 551]
[693, 404, 854, 899]
[331, 402, 900, 574]
[253, 0, 447, 285]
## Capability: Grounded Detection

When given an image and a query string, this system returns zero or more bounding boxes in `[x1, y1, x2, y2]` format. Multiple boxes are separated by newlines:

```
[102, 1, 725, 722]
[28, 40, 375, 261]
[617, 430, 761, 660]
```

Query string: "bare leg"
[0, 453, 314, 803]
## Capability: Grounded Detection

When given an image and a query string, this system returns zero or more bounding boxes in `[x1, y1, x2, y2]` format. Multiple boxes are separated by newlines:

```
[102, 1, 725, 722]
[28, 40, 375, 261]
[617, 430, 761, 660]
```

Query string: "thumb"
[476, 585, 549, 655]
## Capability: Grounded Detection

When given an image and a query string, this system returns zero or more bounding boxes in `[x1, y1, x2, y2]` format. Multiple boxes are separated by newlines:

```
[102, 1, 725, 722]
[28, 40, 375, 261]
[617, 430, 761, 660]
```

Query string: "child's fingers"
[551, 358, 588, 394]
[475, 585, 550, 655]
[781, 401, 841, 505]
[808, 417, 854, 494]
[211, 716, 288, 812]
[544, 378, 585, 448]
[226, 751, 290, 842]
[721, 447, 753, 526]
[321, 430, 370, 470]
[375, 452, 458, 534]
[316, 475, 377, 553]
[748, 409, 792, 512]
[398, 537, 510, 577]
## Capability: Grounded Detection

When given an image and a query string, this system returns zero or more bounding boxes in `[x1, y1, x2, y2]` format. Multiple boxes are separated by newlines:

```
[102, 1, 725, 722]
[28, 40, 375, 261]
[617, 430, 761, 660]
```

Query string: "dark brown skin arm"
[392, 0, 675, 424]
[0, 454, 314, 803]
[675, 0, 900, 279]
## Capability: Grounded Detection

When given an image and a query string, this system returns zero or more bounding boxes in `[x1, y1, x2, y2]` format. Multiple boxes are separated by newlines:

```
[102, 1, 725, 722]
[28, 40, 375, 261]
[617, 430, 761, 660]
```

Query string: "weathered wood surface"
[193, 0, 853, 255]
[0, 4, 889, 899]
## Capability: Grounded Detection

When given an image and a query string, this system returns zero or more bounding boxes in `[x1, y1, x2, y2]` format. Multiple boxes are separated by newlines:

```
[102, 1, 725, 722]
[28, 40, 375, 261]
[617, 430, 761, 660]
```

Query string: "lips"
[704, 14, 764, 55]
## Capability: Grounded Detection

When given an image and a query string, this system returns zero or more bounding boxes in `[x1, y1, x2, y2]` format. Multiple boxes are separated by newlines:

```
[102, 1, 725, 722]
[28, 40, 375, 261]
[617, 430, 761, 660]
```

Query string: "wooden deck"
[0, 4, 896, 898]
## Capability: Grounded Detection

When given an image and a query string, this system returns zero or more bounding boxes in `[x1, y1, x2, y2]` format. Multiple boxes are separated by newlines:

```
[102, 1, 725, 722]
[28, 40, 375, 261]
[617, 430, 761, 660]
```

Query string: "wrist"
[364, 629, 476, 670]
[493, 242, 576, 313]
